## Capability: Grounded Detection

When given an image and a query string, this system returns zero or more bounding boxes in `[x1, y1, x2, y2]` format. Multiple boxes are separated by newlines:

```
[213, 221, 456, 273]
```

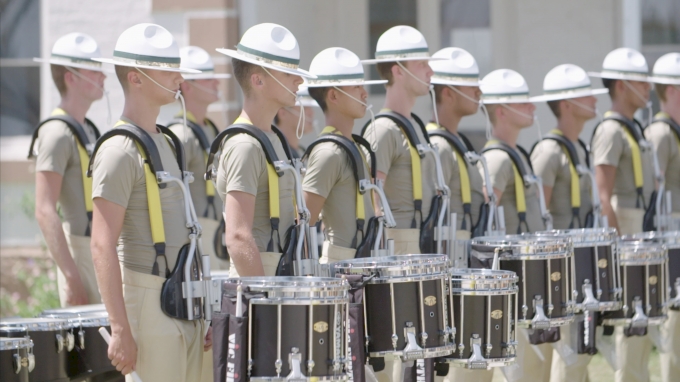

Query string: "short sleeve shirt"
[591, 118, 655, 209]
[34, 111, 98, 236]
[302, 139, 375, 248]
[531, 137, 593, 229]
[91, 126, 189, 274]
[215, 129, 295, 252]
[362, 115, 436, 228]
[644, 119, 680, 212]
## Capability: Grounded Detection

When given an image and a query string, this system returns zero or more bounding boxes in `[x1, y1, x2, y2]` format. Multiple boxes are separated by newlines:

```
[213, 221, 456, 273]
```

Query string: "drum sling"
[88, 122, 202, 320]
[303, 127, 378, 258]
[28, 109, 101, 236]
[212, 282, 253, 382]
[482, 140, 534, 234]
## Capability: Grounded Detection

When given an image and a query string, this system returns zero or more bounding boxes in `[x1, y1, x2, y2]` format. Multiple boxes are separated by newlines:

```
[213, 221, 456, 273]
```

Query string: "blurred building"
[1, 0, 678, 246]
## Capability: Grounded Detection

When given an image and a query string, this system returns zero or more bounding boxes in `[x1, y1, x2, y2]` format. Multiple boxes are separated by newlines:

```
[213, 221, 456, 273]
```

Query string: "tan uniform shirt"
[429, 134, 485, 231]
[34, 111, 98, 237]
[363, 116, 436, 228]
[481, 146, 545, 234]
[591, 118, 655, 209]
[302, 139, 375, 248]
[91, 127, 189, 274]
[168, 118, 223, 219]
[644, 119, 680, 212]
[531, 138, 593, 229]
[215, 130, 295, 252]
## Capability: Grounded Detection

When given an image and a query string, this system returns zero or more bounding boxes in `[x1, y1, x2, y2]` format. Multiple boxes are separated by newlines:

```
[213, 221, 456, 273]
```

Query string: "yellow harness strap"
[604, 111, 645, 206]
[426, 122, 472, 207]
[549, 129, 581, 212]
[485, 139, 526, 214]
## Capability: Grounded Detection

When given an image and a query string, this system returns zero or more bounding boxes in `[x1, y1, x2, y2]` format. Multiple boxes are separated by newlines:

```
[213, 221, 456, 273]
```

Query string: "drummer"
[274, 87, 317, 158]
[89, 24, 210, 380]
[588, 48, 656, 382]
[530, 64, 608, 382]
[426, 47, 486, 242]
[167, 46, 231, 271]
[360, 25, 439, 254]
[213, 23, 314, 276]
[302, 47, 384, 263]
[645, 52, 680, 382]
[30, 33, 107, 307]
[478, 69, 551, 382]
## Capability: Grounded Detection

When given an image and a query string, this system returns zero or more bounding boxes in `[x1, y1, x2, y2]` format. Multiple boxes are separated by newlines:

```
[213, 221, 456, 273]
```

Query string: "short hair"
[50, 65, 68, 96]
[433, 84, 446, 105]
[232, 58, 261, 95]
[376, 62, 397, 86]
[655, 83, 668, 103]
[115, 65, 134, 93]
[547, 100, 562, 118]
[307, 86, 330, 112]
[602, 78, 617, 99]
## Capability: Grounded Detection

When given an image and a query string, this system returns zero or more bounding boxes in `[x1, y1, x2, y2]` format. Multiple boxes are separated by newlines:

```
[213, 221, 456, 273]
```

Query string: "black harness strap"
[28, 115, 100, 159]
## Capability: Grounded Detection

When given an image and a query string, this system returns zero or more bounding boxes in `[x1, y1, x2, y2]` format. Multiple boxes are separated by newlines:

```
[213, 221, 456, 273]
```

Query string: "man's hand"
[204, 326, 213, 352]
[64, 274, 89, 306]
[108, 328, 137, 375]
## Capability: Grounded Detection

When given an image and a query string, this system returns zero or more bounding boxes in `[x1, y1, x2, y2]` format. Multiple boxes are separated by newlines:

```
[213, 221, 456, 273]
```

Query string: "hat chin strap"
[446, 84, 492, 140]
[566, 98, 602, 124]
[501, 103, 542, 142]
[332, 86, 377, 151]
[135, 68, 188, 143]
[64, 66, 112, 125]
[396, 61, 439, 128]
[623, 80, 653, 126]
[188, 80, 228, 129]
[261, 67, 305, 139]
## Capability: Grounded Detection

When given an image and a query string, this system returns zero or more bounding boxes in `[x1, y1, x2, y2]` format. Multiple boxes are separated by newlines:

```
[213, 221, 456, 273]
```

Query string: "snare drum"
[631, 231, 680, 309]
[333, 254, 454, 361]
[0, 318, 72, 382]
[438, 269, 518, 369]
[471, 235, 575, 329]
[601, 239, 668, 327]
[0, 337, 34, 382]
[221, 276, 350, 381]
[540, 228, 622, 312]
[40, 305, 118, 380]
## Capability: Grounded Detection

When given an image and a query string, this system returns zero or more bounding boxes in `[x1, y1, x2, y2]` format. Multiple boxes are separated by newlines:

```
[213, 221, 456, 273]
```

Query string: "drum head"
[471, 234, 572, 260]
[0, 337, 31, 350]
[450, 268, 518, 294]
[223, 276, 349, 303]
[0, 317, 70, 331]
[333, 254, 449, 280]
[538, 227, 617, 247]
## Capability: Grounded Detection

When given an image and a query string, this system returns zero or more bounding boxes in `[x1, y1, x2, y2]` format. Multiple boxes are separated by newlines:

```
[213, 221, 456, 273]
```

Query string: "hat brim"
[92, 58, 201, 74]
[529, 88, 609, 102]
[587, 71, 650, 82]
[305, 79, 388, 88]
[647, 76, 680, 85]
[296, 99, 319, 107]
[33, 57, 110, 72]
[183, 73, 232, 80]
[361, 56, 445, 65]
[430, 77, 481, 87]
[216, 48, 316, 79]
[481, 97, 538, 105]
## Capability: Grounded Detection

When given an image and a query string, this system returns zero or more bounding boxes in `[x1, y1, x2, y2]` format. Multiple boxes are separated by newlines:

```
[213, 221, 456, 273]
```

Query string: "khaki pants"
[549, 322, 592, 382]
[56, 230, 101, 307]
[503, 329, 553, 382]
[612, 201, 644, 235]
[201, 348, 213, 382]
[121, 267, 205, 382]
[197, 217, 230, 271]
[612, 326, 653, 382]
[456, 230, 471, 240]
[321, 241, 356, 264]
[385, 228, 421, 255]
[660, 310, 680, 382]
[228, 252, 281, 277]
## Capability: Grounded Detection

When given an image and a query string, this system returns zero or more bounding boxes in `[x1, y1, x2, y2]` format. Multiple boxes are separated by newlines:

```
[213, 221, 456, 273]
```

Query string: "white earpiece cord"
[566, 98, 603, 123]
[135, 68, 187, 143]
[446, 84, 492, 140]
[261, 67, 305, 139]
[500, 103, 541, 141]
[64, 66, 112, 125]
[396, 61, 439, 127]
[332, 86, 377, 151]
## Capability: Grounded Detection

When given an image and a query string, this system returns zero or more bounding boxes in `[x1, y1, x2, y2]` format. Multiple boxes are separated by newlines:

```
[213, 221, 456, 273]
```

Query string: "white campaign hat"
[648, 52, 680, 85]
[216, 23, 314, 78]
[93, 23, 199, 74]
[180, 46, 231, 80]
[362, 25, 443, 64]
[588, 47, 649, 81]
[429, 47, 480, 86]
[481, 69, 538, 104]
[33, 32, 106, 72]
[531, 64, 609, 102]
[305, 47, 386, 87]
[295, 87, 319, 107]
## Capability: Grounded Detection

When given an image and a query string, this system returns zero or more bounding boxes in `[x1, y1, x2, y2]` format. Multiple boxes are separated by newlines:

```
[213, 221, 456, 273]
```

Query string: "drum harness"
[361, 111, 453, 256]
[205, 120, 320, 277]
[302, 126, 397, 259]
[89, 121, 221, 322]
[647, 111, 680, 231]
[28, 109, 101, 237]
[482, 140, 554, 233]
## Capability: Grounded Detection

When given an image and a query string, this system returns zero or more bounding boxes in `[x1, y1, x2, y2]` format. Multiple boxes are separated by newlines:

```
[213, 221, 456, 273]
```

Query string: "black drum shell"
[573, 245, 617, 305]
[0, 340, 29, 382]
[669, 246, 680, 309]
[604, 263, 665, 320]
[0, 328, 69, 382]
[66, 325, 118, 381]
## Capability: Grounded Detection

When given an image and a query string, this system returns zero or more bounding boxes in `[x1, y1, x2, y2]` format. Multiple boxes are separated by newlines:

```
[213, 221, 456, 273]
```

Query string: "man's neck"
[184, 99, 209, 126]
[278, 123, 299, 150]
[610, 99, 638, 121]
[556, 113, 586, 142]
[121, 93, 162, 134]
[436, 103, 464, 136]
[491, 122, 522, 148]
[660, 101, 680, 124]
[383, 83, 416, 117]
[241, 96, 280, 133]
[324, 109, 355, 138]
[58, 93, 92, 125]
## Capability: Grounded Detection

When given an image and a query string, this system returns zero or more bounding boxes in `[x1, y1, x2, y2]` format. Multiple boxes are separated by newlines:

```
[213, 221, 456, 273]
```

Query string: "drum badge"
[597, 258, 607, 268]
[550, 272, 561, 282]
[313, 321, 329, 333]
[491, 310, 503, 319]
[649, 275, 658, 285]
[424, 296, 437, 306]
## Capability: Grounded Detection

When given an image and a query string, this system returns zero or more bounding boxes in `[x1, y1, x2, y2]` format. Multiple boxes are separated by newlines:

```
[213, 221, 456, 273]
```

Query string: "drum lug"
[286, 347, 306, 380]
[78, 328, 85, 349]
[630, 297, 649, 328]
[420, 331, 428, 348]
[55, 333, 64, 353]
[247, 359, 253, 378]
[12, 353, 21, 374]
[521, 304, 528, 320]
[391, 334, 398, 350]
[27, 349, 35, 373]
[275, 358, 283, 377]
[531, 296, 551, 330]
[582, 281, 600, 311]
[467, 334, 488, 369]
[66, 332, 75, 351]
[307, 359, 315, 374]
[672, 280, 680, 308]
[402, 324, 425, 361]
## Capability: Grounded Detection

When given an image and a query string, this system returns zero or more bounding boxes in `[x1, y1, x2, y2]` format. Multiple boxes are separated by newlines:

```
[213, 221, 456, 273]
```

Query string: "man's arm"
[91, 197, 137, 375]
[595, 164, 619, 232]
[35, 171, 88, 306]
[304, 192, 326, 226]
[543, 185, 553, 207]
[223, 190, 263, 276]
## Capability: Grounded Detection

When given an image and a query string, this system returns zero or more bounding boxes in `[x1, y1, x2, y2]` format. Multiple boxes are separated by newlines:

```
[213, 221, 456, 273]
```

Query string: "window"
[440, 0, 491, 76]
[0, 0, 41, 137]
[642, 0, 680, 46]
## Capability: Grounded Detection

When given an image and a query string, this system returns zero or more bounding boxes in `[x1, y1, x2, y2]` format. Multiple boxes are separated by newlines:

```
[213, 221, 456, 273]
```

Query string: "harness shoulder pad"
[536, 133, 581, 168]
[409, 113, 431, 144]
[458, 132, 476, 153]
[157, 124, 186, 173]
[303, 135, 365, 182]
[428, 129, 471, 165]
[352, 134, 377, 180]
[271, 125, 294, 161]
[87, 124, 165, 178]
[362, 111, 424, 157]
[168, 118, 212, 153]
[594, 114, 644, 144]
[482, 143, 529, 178]
[28, 115, 100, 159]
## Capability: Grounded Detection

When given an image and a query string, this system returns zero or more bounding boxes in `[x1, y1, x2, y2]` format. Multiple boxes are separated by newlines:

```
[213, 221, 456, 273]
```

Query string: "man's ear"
[251, 72, 264, 89]
[327, 87, 339, 105]
[390, 63, 403, 80]
[128, 71, 142, 87]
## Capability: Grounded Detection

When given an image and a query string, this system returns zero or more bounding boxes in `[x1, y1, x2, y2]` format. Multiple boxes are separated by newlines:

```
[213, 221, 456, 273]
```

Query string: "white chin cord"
[65, 66, 112, 125]
[566, 98, 603, 123]
[261, 67, 305, 139]
[136, 68, 187, 142]
[623, 80, 653, 126]
[396, 61, 439, 128]
[332, 86, 377, 151]
[446, 84, 492, 140]
[501, 103, 541, 141]
[188, 80, 228, 128]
